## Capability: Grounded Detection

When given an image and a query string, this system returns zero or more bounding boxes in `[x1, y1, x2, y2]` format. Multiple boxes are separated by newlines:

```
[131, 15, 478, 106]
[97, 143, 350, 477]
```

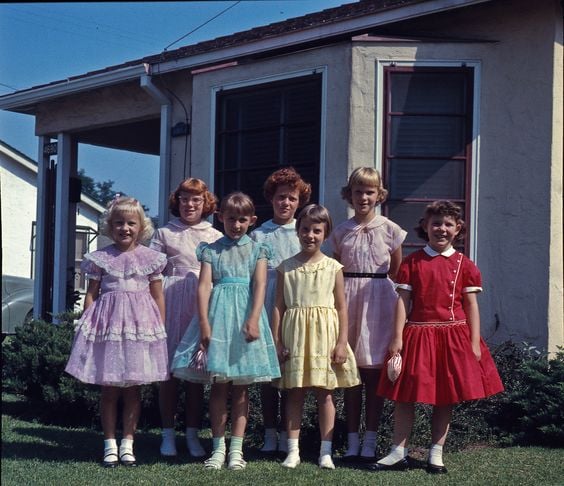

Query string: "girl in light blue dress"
[171, 192, 280, 470]
[250, 167, 311, 453]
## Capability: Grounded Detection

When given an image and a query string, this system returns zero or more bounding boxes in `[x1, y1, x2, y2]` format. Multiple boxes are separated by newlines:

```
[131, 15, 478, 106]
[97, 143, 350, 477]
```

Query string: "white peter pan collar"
[424, 245, 457, 258]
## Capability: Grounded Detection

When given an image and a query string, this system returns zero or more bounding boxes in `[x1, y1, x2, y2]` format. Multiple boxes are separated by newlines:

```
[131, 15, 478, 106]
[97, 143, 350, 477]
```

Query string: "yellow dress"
[277, 255, 360, 390]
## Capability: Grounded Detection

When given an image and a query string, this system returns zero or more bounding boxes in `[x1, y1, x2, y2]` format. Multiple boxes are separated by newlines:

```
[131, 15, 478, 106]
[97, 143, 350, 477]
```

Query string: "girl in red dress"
[374, 201, 503, 474]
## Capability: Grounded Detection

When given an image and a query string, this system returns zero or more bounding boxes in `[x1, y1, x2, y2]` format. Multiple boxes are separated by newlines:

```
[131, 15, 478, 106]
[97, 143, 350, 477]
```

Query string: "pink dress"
[150, 218, 222, 366]
[65, 244, 168, 386]
[377, 246, 504, 405]
[329, 215, 406, 367]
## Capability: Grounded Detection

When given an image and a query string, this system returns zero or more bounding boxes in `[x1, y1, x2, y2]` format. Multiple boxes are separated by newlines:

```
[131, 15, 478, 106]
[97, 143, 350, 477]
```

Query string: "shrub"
[486, 345, 564, 447]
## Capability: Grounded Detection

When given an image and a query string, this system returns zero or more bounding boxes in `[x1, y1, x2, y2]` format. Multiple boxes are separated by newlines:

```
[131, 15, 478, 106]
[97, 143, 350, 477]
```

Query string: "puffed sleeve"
[148, 250, 167, 281]
[389, 220, 408, 253]
[256, 241, 273, 261]
[80, 255, 102, 281]
[149, 228, 165, 252]
[462, 257, 483, 293]
[196, 242, 212, 264]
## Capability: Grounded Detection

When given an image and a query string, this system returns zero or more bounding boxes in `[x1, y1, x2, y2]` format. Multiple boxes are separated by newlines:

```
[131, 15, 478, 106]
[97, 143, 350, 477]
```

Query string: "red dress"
[377, 246, 504, 406]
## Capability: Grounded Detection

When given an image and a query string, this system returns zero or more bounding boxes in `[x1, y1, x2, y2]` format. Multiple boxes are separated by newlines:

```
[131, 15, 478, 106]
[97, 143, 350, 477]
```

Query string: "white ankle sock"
[428, 443, 444, 466]
[377, 444, 407, 466]
[282, 439, 300, 468]
[319, 440, 332, 457]
[104, 438, 118, 452]
[360, 430, 378, 457]
[345, 432, 360, 456]
[185, 427, 205, 457]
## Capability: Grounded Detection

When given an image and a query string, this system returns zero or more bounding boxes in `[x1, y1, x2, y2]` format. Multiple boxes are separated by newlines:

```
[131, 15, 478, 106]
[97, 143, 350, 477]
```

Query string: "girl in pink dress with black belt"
[330, 167, 406, 461]
[374, 200, 503, 474]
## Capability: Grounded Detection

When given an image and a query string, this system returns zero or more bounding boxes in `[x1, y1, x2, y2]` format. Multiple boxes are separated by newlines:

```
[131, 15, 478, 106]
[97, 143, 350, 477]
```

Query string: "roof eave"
[0, 0, 490, 113]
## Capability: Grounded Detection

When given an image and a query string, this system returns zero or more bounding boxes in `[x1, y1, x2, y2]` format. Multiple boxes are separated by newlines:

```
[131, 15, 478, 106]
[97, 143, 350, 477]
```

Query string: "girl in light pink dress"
[65, 196, 168, 468]
[150, 178, 222, 458]
[329, 167, 406, 461]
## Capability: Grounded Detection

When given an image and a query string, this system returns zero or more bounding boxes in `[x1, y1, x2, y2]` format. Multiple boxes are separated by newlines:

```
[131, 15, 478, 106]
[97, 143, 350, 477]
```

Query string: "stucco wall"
[189, 44, 352, 216]
[346, 0, 563, 351]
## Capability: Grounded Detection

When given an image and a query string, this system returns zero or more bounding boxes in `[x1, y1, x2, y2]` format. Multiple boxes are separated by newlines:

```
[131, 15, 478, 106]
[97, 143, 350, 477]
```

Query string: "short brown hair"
[296, 204, 333, 238]
[415, 200, 466, 243]
[168, 178, 217, 218]
[263, 167, 312, 206]
[219, 192, 256, 218]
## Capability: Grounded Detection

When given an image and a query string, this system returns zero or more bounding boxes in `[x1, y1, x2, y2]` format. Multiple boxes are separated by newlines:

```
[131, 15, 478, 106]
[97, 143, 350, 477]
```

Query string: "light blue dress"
[250, 219, 301, 321]
[171, 234, 281, 385]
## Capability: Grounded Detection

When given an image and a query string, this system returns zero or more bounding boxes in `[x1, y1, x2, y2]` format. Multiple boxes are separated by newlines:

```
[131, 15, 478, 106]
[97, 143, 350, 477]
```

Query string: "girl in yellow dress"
[272, 204, 360, 470]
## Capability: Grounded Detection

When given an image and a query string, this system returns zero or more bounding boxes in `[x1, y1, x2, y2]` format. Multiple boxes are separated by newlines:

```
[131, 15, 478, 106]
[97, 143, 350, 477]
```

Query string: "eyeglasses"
[179, 196, 204, 206]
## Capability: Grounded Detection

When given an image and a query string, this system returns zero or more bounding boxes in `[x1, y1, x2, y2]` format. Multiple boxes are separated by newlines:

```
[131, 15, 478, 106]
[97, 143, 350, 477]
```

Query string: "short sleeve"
[196, 242, 212, 264]
[395, 257, 412, 292]
[462, 257, 483, 293]
[149, 228, 165, 252]
[389, 221, 408, 253]
[80, 257, 102, 281]
[256, 241, 273, 261]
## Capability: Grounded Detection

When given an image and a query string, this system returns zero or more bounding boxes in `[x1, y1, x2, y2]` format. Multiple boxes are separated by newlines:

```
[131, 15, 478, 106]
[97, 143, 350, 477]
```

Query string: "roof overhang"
[0, 0, 490, 114]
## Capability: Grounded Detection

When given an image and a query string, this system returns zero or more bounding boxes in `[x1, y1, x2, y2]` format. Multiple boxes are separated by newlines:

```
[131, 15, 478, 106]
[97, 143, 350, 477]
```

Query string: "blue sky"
[0, 1, 352, 215]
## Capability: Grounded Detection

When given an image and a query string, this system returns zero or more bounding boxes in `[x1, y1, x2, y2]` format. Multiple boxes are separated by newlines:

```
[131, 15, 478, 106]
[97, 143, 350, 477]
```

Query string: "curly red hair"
[168, 178, 217, 218]
[263, 167, 312, 206]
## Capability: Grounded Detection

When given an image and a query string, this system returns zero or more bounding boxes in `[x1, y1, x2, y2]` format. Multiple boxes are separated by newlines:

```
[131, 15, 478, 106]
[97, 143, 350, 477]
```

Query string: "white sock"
[261, 428, 278, 452]
[186, 427, 205, 457]
[360, 430, 378, 458]
[345, 432, 360, 456]
[319, 440, 332, 457]
[104, 438, 118, 453]
[428, 443, 444, 466]
[282, 438, 300, 468]
[377, 444, 407, 466]
[278, 430, 288, 452]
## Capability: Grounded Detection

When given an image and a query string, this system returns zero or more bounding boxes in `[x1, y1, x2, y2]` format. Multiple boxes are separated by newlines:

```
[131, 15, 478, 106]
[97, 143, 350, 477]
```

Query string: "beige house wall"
[347, 0, 563, 351]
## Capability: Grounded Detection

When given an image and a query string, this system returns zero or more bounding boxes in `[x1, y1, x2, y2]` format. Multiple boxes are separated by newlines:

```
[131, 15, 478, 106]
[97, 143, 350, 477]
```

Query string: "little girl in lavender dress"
[65, 196, 168, 468]
[150, 178, 222, 458]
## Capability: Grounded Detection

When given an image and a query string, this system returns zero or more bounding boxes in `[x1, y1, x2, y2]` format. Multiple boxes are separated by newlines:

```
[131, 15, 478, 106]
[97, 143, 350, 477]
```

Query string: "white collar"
[424, 245, 457, 258]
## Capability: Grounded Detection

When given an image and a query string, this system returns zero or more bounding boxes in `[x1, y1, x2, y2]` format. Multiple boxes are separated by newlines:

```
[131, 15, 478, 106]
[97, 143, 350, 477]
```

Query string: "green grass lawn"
[2, 393, 563, 486]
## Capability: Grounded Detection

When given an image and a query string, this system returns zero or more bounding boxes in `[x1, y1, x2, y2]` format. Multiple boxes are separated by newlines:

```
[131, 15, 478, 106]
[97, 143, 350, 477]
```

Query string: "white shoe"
[319, 454, 335, 469]
[281, 452, 301, 469]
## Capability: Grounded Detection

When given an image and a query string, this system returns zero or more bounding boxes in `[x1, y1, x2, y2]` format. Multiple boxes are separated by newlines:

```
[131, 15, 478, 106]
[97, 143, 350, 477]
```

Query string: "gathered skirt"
[171, 280, 280, 385]
[377, 320, 504, 406]
[278, 306, 360, 390]
[65, 290, 169, 386]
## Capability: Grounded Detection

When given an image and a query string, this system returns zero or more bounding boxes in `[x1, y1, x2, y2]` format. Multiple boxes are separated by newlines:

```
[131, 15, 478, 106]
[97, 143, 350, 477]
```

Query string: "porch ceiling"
[74, 118, 160, 155]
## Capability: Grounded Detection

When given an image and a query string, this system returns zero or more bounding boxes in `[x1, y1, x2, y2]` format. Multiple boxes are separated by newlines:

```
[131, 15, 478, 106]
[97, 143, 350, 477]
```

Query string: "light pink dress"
[65, 244, 168, 386]
[150, 218, 222, 366]
[329, 215, 406, 368]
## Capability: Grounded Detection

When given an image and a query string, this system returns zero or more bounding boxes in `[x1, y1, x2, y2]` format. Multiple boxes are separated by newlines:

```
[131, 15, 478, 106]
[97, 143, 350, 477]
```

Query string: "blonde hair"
[340, 167, 388, 205]
[219, 192, 256, 218]
[100, 196, 154, 243]
[296, 204, 333, 238]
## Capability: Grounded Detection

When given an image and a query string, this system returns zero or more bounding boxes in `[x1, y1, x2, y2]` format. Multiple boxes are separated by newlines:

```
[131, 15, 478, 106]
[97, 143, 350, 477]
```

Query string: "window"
[215, 74, 322, 224]
[382, 66, 474, 253]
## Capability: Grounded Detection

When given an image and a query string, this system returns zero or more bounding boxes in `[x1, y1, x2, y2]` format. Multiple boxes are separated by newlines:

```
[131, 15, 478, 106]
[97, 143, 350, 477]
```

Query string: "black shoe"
[367, 458, 409, 471]
[340, 454, 360, 463]
[426, 462, 447, 474]
[102, 451, 119, 468]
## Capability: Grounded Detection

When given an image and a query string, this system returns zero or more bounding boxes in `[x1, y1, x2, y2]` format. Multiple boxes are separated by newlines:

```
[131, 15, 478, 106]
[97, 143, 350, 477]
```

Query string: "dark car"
[2, 275, 34, 339]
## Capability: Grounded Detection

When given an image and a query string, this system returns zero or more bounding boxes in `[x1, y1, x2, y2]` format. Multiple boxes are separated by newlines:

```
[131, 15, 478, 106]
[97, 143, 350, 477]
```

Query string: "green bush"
[486, 345, 564, 447]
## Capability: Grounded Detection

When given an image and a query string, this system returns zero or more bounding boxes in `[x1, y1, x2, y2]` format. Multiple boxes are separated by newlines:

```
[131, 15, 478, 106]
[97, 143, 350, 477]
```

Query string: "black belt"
[343, 272, 387, 278]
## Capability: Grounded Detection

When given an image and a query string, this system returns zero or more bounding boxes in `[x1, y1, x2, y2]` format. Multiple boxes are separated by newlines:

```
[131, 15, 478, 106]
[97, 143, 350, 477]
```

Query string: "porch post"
[52, 133, 77, 319]
[33, 136, 51, 320]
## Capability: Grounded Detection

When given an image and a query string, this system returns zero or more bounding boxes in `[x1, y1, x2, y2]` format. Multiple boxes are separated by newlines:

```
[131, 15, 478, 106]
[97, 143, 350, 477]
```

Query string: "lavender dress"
[65, 244, 169, 386]
[150, 218, 222, 366]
